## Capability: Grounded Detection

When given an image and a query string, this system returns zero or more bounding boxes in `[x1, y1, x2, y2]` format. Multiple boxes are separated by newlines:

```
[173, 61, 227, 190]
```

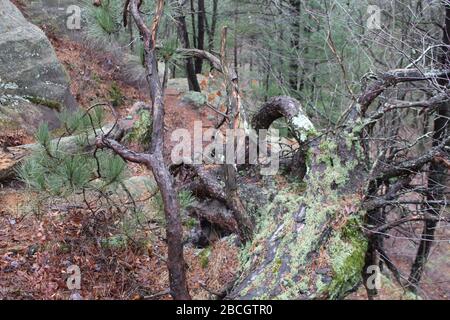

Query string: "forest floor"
[0, 30, 448, 299]
[0, 35, 237, 300]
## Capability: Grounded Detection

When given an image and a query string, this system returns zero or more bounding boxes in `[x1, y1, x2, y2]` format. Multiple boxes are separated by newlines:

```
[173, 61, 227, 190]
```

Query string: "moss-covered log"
[252, 96, 315, 141]
[228, 100, 369, 299]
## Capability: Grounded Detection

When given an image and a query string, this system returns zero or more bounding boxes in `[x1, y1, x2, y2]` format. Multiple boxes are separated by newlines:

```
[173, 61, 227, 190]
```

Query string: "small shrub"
[199, 247, 212, 269]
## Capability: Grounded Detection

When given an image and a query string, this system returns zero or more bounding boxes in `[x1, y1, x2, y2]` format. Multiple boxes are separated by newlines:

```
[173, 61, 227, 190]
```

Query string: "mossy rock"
[0, 0, 79, 131]
[24, 0, 87, 40]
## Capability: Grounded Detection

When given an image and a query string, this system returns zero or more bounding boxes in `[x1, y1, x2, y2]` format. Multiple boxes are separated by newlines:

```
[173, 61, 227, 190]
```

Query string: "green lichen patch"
[235, 135, 368, 299]
[25, 95, 62, 111]
[125, 109, 153, 146]
[287, 111, 317, 142]
[326, 217, 368, 299]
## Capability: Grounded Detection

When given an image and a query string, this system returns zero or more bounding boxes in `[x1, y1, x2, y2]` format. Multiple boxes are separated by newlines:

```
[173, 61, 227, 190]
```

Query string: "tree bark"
[227, 64, 450, 298]
[288, 0, 301, 92]
[233, 1, 238, 76]
[228, 117, 368, 299]
[190, 0, 197, 48]
[194, 0, 205, 73]
[408, 1, 450, 291]
[174, 0, 201, 92]
[97, 0, 191, 299]
[206, 0, 218, 69]
[220, 27, 254, 243]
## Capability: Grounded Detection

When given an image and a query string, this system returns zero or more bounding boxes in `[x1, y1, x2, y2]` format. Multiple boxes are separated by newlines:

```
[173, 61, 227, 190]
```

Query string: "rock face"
[24, 0, 86, 40]
[0, 0, 77, 131]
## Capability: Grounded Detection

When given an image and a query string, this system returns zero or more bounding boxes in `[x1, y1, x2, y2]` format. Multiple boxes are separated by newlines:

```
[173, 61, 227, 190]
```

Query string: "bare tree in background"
[89, 0, 450, 299]
[173, 0, 201, 91]
[96, 0, 191, 299]
[408, 0, 450, 291]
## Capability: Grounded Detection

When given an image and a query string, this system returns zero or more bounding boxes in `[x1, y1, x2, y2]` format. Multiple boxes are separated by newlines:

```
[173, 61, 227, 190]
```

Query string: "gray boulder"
[0, 0, 78, 130]
[24, 0, 87, 40]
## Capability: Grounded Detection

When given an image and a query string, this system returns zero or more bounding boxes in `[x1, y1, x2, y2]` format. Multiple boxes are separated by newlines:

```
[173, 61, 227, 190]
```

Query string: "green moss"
[319, 140, 338, 153]
[185, 217, 197, 229]
[345, 133, 357, 150]
[273, 258, 282, 274]
[236, 133, 369, 299]
[199, 247, 212, 269]
[125, 109, 152, 146]
[25, 96, 61, 111]
[403, 291, 422, 300]
[327, 216, 368, 299]
[351, 118, 365, 135]
[315, 276, 328, 295]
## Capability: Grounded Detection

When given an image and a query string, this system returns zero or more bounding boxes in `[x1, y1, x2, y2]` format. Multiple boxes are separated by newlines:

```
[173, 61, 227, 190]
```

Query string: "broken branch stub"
[252, 96, 315, 142]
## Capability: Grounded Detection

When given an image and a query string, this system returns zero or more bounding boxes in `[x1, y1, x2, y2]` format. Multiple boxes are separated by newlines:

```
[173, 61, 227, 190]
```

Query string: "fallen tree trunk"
[188, 200, 238, 234]
[227, 68, 449, 299]
[228, 127, 369, 299]
[252, 96, 315, 180]
[252, 96, 314, 136]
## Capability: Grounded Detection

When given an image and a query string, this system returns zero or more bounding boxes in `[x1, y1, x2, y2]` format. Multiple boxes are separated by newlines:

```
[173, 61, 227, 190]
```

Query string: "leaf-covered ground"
[0, 29, 448, 300]
[0, 35, 238, 300]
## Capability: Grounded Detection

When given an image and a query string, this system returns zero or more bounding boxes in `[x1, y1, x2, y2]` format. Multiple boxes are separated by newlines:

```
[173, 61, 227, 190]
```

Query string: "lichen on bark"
[230, 128, 369, 300]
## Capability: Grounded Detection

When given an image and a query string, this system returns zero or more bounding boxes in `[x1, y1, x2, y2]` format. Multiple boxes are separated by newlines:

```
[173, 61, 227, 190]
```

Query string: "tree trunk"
[194, 0, 205, 73]
[228, 103, 369, 298]
[220, 27, 254, 243]
[408, 1, 450, 290]
[190, 0, 197, 48]
[288, 0, 301, 93]
[264, 51, 271, 102]
[226, 64, 450, 298]
[101, 0, 192, 299]
[233, 1, 238, 76]
[206, 0, 218, 69]
[174, 1, 201, 92]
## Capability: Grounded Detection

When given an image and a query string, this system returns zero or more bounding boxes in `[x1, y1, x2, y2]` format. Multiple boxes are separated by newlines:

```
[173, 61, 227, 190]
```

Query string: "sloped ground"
[0, 164, 237, 299]
[0, 20, 448, 300]
[0, 186, 238, 299]
[347, 224, 450, 300]
[0, 33, 238, 299]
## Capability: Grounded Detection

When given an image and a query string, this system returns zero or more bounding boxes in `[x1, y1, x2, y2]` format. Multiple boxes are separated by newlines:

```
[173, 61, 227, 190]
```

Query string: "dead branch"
[96, 0, 191, 300]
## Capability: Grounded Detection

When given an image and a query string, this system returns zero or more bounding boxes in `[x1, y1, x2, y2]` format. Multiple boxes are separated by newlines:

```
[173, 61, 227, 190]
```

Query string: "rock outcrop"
[24, 0, 86, 39]
[0, 0, 78, 131]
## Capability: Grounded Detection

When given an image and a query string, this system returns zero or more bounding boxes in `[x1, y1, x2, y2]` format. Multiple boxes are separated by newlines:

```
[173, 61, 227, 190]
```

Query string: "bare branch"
[95, 136, 149, 164]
